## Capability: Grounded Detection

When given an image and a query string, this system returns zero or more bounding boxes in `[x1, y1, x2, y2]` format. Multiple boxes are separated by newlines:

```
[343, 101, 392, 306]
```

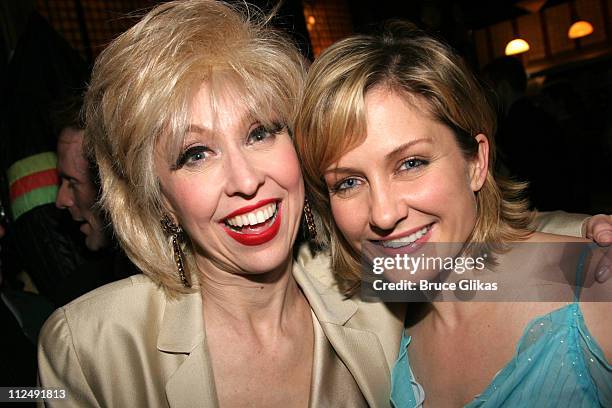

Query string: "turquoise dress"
[390, 253, 612, 407]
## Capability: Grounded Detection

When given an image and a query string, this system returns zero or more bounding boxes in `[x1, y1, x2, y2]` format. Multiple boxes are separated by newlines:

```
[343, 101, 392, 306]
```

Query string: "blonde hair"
[295, 21, 533, 293]
[85, 0, 306, 295]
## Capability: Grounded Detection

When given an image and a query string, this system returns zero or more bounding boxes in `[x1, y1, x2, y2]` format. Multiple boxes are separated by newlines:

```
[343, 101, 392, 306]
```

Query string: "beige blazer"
[38, 245, 404, 408]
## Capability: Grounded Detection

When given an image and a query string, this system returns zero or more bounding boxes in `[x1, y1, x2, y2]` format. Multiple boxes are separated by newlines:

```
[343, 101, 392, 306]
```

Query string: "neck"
[427, 301, 498, 330]
[196, 255, 305, 335]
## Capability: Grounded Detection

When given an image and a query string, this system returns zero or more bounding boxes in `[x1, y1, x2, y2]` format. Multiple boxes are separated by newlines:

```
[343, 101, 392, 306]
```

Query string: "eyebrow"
[185, 111, 258, 138]
[385, 138, 433, 160]
[186, 124, 212, 136]
[324, 138, 433, 175]
[58, 171, 75, 180]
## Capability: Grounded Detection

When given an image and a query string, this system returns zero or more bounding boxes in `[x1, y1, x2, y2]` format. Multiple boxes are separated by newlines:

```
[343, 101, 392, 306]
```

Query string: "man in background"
[55, 98, 109, 251]
[53, 94, 138, 304]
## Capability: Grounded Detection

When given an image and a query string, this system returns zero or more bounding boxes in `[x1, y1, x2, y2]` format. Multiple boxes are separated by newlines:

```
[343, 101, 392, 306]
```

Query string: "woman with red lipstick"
[37, 2, 402, 407]
[295, 22, 611, 408]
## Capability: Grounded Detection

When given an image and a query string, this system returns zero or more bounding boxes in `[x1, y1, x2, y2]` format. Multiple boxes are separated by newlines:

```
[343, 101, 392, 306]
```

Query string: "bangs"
[321, 79, 368, 171]
[158, 67, 294, 167]
[301, 72, 371, 178]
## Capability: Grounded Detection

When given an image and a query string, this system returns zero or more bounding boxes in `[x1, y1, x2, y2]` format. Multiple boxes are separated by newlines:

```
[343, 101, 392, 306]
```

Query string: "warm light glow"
[515, 0, 547, 13]
[307, 15, 316, 25]
[505, 39, 530, 56]
[568, 21, 593, 39]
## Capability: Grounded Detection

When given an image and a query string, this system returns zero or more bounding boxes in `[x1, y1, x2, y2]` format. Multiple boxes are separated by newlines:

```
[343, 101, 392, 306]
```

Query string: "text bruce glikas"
[371, 253, 487, 275]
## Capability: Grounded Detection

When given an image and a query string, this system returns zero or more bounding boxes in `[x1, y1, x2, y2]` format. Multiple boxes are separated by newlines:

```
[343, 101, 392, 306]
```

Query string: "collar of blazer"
[157, 244, 401, 408]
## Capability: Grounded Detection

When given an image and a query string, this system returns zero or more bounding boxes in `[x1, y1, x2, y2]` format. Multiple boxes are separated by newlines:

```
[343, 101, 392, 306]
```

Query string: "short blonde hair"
[85, 0, 306, 295]
[295, 21, 532, 293]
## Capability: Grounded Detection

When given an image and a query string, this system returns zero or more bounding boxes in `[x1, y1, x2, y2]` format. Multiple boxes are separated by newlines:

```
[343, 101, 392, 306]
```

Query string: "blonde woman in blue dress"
[295, 21, 611, 408]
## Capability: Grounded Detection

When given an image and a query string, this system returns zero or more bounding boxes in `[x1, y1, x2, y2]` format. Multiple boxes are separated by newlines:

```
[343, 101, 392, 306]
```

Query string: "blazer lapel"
[158, 292, 219, 408]
[320, 322, 395, 408]
[294, 248, 402, 408]
[164, 344, 218, 408]
[156, 247, 403, 408]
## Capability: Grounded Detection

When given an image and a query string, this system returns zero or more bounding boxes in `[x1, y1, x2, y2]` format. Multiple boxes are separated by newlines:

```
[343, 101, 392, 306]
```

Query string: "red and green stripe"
[7, 152, 59, 220]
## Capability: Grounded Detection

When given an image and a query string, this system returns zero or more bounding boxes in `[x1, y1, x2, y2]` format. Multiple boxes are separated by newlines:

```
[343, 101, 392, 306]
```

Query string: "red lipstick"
[222, 200, 281, 246]
[224, 198, 278, 219]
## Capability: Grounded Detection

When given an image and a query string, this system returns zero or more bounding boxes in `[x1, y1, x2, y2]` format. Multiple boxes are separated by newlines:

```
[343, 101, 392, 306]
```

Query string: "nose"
[223, 150, 265, 198]
[55, 180, 74, 209]
[368, 181, 408, 233]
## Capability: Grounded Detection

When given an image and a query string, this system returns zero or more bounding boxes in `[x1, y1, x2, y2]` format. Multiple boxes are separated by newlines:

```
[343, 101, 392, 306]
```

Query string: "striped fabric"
[7, 152, 59, 220]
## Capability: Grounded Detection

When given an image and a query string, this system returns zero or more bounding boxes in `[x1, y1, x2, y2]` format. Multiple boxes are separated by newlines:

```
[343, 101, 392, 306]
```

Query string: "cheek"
[330, 198, 366, 244]
[74, 186, 98, 212]
[401, 160, 476, 221]
[269, 142, 304, 197]
[166, 178, 219, 229]
[426, 163, 477, 225]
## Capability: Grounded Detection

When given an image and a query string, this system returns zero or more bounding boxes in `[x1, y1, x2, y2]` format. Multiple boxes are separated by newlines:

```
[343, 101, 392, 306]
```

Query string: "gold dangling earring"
[160, 214, 191, 288]
[303, 198, 317, 241]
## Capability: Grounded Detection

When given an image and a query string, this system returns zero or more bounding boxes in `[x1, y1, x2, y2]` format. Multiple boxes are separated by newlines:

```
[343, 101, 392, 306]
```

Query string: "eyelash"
[330, 157, 429, 194]
[247, 122, 283, 144]
[399, 157, 427, 171]
[173, 123, 285, 169]
[330, 177, 363, 194]
[174, 145, 212, 169]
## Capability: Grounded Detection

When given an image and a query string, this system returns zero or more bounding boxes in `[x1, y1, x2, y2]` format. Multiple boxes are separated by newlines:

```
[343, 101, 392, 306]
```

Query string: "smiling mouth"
[222, 200, 282, 246]
[375, 223, 434, 248]
[223, 202, 279, 233]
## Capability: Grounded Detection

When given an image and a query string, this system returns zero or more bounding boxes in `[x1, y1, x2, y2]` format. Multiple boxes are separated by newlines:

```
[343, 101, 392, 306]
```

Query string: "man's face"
[56, 128, 110, 251]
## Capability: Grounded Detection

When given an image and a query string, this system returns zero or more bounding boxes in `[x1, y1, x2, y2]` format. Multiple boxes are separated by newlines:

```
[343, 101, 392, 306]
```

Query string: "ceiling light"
[568, 21, 593, 39]
[505, 39, 530, 55]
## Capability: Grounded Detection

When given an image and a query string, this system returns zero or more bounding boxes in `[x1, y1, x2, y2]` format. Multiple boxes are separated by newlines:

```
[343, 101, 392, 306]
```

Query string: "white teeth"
[381, 225, 431, 248]
[225, 203, 277, 228]
[256, 211, 265, 223]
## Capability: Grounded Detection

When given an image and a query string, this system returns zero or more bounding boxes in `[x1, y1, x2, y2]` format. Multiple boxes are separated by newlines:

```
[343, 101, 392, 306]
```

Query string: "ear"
[468, 134, 489, 192]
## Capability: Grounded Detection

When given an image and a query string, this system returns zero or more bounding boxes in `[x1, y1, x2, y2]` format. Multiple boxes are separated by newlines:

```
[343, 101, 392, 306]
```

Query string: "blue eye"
[189, 151, 205, 162]
[333, 177, 363, 193]
[400, 158, 426, 171]
[248, 126, 269, 143]
[247, 123, 283, 144]
[175, 145, 211, 169]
